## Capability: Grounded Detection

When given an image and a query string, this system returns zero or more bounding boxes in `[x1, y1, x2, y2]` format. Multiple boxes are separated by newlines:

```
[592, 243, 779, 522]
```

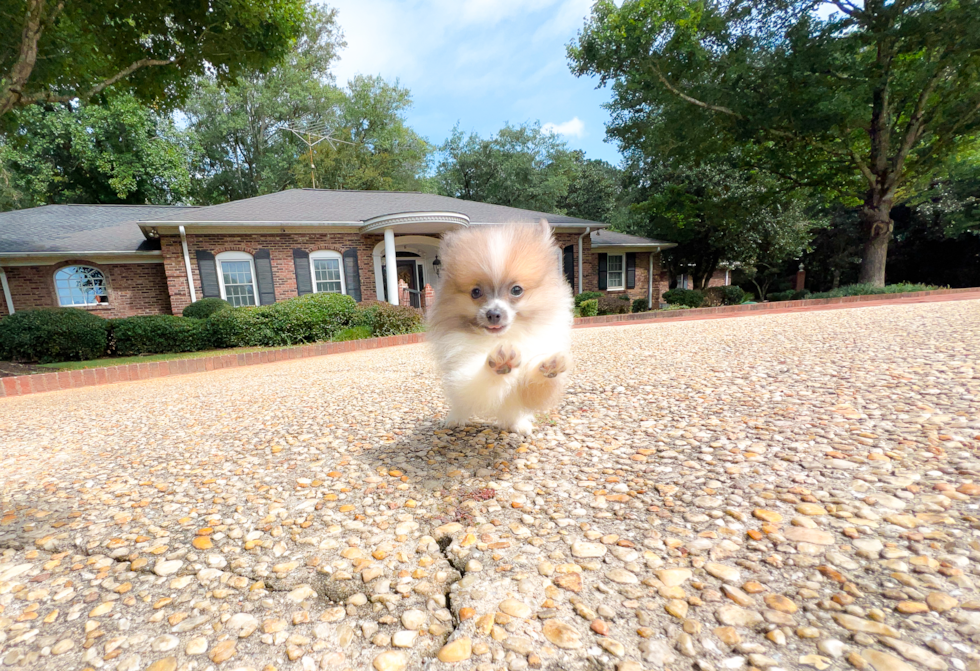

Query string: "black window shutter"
[626, 253, 636, 290]
[343, 248, 362, 302]
[563, 244, 575, 292]
[253, 248, 277, 305]
[597, 253, 607, 291]
[293, 249, 313, 295]
[196, 251, 220, 299]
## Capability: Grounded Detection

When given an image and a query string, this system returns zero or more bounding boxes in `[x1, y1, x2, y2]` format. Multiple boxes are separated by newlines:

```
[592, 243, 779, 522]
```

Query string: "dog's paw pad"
[538, 353, 568, 379]
[487, 344, 521, 375]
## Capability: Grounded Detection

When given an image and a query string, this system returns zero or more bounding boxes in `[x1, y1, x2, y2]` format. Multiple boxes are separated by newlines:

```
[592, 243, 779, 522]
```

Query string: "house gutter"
[648, 253, 654, 309]
[0, 266, 13, 315]
[577, 227, 591, 294]
[179, 226, 197, 304]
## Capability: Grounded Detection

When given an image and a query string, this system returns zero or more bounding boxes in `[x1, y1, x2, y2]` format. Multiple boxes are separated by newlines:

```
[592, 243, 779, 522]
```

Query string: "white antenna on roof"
[281, 121, 356, 189]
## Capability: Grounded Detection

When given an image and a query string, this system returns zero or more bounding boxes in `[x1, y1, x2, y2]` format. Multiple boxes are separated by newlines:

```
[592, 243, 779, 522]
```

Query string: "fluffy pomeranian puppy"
[428, 221, 574, 434]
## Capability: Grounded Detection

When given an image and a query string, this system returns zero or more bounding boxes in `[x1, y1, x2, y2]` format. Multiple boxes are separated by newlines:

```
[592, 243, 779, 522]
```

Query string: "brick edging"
[572, 287, 980, 327]
[0, 333, 426, 399]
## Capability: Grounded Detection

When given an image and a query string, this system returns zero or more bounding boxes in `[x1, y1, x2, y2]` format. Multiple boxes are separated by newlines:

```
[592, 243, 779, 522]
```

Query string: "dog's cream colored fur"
[427, 222, 574, 434]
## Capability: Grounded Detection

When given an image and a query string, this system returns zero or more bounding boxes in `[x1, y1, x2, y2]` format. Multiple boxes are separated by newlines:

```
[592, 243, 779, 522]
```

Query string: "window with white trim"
[55, 265, 108, 306]
[607, 254, 625, 290]
[309, 250, 346, 294]
[216, 251, 258, 307]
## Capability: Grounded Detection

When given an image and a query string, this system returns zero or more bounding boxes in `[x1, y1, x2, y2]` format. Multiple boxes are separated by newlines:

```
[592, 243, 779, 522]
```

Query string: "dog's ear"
[538, 218, 552, 240]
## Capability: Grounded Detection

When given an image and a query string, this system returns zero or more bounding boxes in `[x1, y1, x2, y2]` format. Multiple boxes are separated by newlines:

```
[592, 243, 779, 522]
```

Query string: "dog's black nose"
[486, 309, 502, 325]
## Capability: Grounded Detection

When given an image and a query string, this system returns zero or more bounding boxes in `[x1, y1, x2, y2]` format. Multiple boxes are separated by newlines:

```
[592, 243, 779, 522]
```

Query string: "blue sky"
[326, 0, 622, 165]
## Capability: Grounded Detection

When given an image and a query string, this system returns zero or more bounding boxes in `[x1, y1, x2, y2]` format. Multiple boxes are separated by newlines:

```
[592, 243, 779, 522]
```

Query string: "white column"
[384, 227, 399, 306]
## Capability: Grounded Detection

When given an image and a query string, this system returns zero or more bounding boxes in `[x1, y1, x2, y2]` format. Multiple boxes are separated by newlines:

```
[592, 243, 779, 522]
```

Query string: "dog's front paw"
[487, 344, 521, 375]
[538, 352, 569, 379]
[507, 418, 535, 435]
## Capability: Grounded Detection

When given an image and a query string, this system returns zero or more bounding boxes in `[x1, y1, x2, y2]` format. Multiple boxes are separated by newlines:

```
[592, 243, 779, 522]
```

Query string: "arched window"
[309, 250, 345, 294]
[216, 251, 258, 307]
[55, 265, 108, 306]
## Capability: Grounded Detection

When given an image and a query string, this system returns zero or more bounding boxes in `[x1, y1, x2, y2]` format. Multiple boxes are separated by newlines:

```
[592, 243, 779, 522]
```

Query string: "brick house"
[0, 189, 681, 318]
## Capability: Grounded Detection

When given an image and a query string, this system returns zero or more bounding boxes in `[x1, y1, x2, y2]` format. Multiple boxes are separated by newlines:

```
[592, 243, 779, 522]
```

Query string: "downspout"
[179, 226, 197, 304]
[648, 251, 654, 308]
[0, 266, 13, 315]
[577, 227, 591, 294]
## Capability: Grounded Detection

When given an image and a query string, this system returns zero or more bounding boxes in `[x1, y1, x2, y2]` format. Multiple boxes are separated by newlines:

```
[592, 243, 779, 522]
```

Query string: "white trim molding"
[215, 251, 259, 307]
[179, 226, 197, 304]
[371, 235, 442, 302]
[360, 212, 469, 235]
[0, 251, 163, 266]
[606, 253, 626, 291]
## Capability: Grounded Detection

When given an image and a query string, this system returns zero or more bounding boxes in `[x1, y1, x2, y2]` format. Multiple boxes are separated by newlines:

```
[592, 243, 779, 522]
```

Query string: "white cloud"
[542, 117, 585, 138]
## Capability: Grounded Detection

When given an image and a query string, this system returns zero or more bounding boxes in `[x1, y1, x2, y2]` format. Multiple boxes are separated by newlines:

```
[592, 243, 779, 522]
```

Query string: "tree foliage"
[617, 155, 818, 293]
[182, 5, 345, 204]
[0, 93, 190, 209]
[297, 75, 432, 192]
[569, 0, 980, 285]
[435, 123, 621, 220]
[0, 0, 309, 122]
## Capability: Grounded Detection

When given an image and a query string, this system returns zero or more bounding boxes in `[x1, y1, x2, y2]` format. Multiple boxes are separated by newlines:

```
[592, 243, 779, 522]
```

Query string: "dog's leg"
[518, 351, 572, 412]
[496, 401, 535, 436]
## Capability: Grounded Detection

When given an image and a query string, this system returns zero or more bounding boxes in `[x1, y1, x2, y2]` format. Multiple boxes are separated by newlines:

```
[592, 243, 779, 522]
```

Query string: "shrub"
[333, 325, 373, 341]
[597, 295, 631, 315]
[618, 294, 631, 301]
[351, 302, 381, 330]
[0, 308, 108, 363]
[203, 307, 265, 348]
[574, 291, 604, 307]
[767, 290, 796, 302]
[721, 285, 747, 305]
[662, 288, 706, 308]
[631, 298, 649, 313]
[579, 299, 599, 317]
[259, 292, 357, 346]
[809, 282, 937, 299]
[182, 298, 231, 319]
[372, 302, 424, 336]
[111, 315, 207, 355]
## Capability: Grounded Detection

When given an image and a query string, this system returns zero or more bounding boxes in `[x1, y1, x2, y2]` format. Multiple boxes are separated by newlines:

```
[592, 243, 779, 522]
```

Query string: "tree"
[569, 0, 980, 285]
[558, 156, 622, 222]
[298, 75, 432, 192]
[617, 156, 818, 294]
[1, 0, 309, 121]
[436, 123, 580, 214]
[183, 5, 344, 204]
[0, 93, 190, 208]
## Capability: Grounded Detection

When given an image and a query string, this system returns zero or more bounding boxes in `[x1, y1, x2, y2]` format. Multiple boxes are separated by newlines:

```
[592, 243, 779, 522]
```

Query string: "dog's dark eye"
[510, 285, 524, 297]
[470, 287, 483, 299]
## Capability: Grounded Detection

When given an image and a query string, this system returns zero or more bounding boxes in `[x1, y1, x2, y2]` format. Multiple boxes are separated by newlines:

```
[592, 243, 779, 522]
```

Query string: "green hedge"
[631, 298, 649, 313]
[182, 298, 231, 319]
[0, 308, 108, 363]
[809, 283, 937, 299]
[111, 315, 207, 355]
[662, 288, 706, 308]
[203, 293, 358, 348]
[574, 291, 604, 307]
[371, 302, 425, 336]
[579, 299, 599, 317]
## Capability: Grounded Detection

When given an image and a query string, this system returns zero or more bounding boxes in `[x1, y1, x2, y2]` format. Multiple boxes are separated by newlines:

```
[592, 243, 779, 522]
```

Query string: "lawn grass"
[39, 345, 285, 371]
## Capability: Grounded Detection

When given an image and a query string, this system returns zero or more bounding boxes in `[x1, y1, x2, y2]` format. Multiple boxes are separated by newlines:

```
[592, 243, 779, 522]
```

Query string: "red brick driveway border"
[2, 287, 977, 398]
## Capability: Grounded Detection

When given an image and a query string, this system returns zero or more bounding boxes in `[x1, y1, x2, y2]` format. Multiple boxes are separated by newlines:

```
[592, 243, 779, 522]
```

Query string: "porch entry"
[381, 254, 425, 308]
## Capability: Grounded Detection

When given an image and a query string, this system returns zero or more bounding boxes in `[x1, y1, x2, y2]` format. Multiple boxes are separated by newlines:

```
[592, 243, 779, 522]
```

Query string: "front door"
[397, 260, 420, 307]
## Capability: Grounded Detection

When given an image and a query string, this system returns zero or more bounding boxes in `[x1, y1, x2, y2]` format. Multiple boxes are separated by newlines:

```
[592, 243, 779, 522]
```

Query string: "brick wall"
[555, 233, 669, 305]
[706, 269, 730, 288]
[0, 261, 172, 318]
[161, 232, 383, 315]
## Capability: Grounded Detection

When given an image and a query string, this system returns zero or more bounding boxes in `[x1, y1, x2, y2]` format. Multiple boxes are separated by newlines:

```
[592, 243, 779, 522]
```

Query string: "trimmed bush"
[662, 288, 706, 308]
[372, 302, 424, 337]
[333, 325, 373, 341]
[182, 298, 231, 319]
[574, 291, 604, 307]
[260, 292, 357, 346]
[618, 294, 631, 301]
[579, 299, 599, 317]
[809, 282, 937, 299]
[721, 285, 747, 305]
[767, 290, 796, 302]
[111, 315, 207, 355]
[0, 308, 108, 363]
[631, 298, 649, 313]
[203, 307, 264, 348]
[597, 295, 630, 315]
[351, 302, 382, 330]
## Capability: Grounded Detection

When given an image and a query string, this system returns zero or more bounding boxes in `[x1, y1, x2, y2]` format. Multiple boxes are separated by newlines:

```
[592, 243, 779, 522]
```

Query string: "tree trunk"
[857, 199, 893, 287]
[831, 269, 840, 290]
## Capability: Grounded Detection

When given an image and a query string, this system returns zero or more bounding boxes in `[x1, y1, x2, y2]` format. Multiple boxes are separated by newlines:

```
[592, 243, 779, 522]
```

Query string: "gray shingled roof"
[0, 204, 191, 254]
[590, 229, 675, 247]
[147, 189, 605, 227]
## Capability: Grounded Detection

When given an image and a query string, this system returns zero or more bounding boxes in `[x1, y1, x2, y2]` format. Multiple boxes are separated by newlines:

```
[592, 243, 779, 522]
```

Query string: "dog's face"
[431, 221, 568, 336]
